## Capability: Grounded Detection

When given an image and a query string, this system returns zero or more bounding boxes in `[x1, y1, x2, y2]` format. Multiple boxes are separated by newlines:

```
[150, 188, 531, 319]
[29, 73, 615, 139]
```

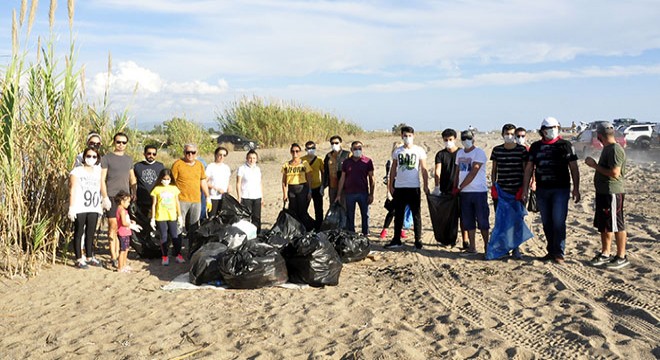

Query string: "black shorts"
[106, 197, 119, 219]
[594, 193, 625, 233]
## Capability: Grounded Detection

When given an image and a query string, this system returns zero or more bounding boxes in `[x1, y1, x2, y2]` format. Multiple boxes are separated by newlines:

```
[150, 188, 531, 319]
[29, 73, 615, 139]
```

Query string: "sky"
[1, 0, 660, 132]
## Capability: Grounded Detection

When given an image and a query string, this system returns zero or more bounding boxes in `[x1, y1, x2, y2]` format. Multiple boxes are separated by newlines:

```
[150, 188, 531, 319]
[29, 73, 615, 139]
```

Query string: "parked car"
[621, 123, 654, 149]
[216, 134, 259, 150]
[572, 129, 626, 158]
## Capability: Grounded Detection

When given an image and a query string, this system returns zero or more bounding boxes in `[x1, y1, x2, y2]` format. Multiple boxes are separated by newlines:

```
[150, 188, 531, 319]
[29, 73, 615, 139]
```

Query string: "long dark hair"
[154, 168, 176, 187]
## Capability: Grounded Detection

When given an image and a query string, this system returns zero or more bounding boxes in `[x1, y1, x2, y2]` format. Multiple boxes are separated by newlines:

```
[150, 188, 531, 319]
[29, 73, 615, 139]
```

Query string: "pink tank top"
[116, 207, 132, 237]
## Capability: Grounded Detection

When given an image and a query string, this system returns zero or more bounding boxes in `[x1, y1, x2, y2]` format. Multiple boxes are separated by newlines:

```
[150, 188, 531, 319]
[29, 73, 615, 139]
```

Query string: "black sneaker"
[538, 253, 554, 262]
[589, 253, 611, 266]
[384, 241, 403, 249]
[414, 240, 423, 250]
[605, 256, 630, 269]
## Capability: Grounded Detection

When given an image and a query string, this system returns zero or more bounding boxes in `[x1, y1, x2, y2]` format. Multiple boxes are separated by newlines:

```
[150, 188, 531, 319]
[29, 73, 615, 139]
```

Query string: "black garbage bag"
[270, 209, 307, 242]
[257, 230, 289, 250]
[427, 194, 459, 246]
[320, 202, 347, 231]
[188, 217, 248, 257]
[189, 242, 228, 285]
[188, 217, 226, 258]
[217, 241, 288, 289]
[527, 190, 539, 213]
[128, 203, 162, 258]
[218, 194, 251, 224]
[282, 232, 343, 287]
[323, 229, 371, 263]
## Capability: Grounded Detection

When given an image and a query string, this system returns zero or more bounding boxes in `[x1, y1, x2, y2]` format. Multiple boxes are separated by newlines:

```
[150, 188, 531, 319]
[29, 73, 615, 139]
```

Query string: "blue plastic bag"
[403, 205, 413, 229]
[486, 184, 533, 260]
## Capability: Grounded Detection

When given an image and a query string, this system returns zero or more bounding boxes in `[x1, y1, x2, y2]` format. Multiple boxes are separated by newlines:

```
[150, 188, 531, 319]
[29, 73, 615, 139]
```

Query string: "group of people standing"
[68, 134, 264, 271]
[67, 116, 630, 273]
[378, 119, 628, 269]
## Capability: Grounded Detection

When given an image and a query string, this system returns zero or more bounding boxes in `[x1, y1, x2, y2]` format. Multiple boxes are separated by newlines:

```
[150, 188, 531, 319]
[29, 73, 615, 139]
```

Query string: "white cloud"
[84, 0, 660, 78]
[90, 61, 228, 97]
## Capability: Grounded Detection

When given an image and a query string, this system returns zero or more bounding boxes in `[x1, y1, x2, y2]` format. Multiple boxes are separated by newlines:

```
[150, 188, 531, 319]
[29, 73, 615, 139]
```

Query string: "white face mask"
[162, 179, 171, 186]
[444, 140, 455, 149]
[306, 149, 316, 156]
[84, 157, 97, 166]
[544, 128, 559, 140]
[331, 144, 341, 152]
[463, 140, 473, 148]
[516, 136, 526, 145]
[403, 136, 414, 145]
[503, 134, 515, 144]
[352, 150, 362, 158]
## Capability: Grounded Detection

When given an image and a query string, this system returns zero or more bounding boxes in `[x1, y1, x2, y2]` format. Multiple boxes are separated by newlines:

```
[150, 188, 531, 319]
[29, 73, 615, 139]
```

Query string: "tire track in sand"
[548, 264, 660, 344]
[413, 253, 611, 360]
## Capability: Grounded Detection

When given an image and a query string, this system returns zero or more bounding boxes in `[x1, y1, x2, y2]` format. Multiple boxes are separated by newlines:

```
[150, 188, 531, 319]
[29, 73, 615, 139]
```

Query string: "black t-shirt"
[133, 161, 165, 205]
[434, 149, 459, 193]
[528, 139, 577, 189]
[490, 144, 529, 194]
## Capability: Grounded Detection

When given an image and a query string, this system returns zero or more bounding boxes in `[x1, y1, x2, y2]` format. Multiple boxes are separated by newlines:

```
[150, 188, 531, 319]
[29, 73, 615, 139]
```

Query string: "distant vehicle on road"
[216, 134, 259, 151]
[572, 129, 627, 158]
[612, 118, 638, 128]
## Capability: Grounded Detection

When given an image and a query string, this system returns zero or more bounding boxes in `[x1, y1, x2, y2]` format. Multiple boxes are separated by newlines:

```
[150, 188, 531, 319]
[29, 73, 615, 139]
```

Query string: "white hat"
[541, 117, 560, 128]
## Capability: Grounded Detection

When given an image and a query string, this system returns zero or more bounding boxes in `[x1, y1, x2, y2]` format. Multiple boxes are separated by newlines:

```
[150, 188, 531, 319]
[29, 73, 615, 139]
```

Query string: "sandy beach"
[1, 131, 658, 359]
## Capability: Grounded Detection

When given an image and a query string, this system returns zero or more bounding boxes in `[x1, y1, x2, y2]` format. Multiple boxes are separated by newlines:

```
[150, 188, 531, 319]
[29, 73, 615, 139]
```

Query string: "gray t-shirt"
[101, 152, 133, 197]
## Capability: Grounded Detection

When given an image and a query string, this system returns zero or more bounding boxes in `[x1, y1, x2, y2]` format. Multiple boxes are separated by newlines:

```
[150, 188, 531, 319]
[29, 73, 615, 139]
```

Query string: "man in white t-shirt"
[385, 126, 430, 250]
[206, 146, 232, 217]
[453, 130, 490, 255]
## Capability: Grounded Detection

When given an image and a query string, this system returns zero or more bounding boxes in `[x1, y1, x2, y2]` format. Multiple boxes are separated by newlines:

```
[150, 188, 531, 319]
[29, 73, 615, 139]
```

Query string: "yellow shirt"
[282, 160, 312, 185]
[150, 185, 180, 221]
[171, 159, 207, 202]
[301, 155, 324, 189]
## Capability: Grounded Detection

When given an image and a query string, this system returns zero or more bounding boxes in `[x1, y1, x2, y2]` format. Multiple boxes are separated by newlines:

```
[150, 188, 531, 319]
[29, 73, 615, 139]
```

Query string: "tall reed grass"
[217, 96, 363, 148]
[0, 0, 130, 277]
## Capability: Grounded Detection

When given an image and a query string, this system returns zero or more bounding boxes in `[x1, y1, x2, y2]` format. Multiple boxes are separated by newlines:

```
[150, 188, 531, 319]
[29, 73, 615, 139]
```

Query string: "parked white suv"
[621, 124, 654, 149]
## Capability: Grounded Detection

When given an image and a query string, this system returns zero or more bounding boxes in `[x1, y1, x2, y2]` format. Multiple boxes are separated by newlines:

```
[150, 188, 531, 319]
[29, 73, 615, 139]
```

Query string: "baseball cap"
[541, 117, 560, 128]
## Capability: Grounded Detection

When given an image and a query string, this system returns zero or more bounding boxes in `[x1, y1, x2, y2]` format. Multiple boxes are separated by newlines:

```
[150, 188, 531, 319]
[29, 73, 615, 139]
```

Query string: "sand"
[1, 132, 658, 359]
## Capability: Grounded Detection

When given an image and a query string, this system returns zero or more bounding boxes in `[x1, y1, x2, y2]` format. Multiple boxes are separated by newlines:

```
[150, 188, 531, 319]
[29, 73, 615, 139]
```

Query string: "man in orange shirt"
[172, 144, 211, 235]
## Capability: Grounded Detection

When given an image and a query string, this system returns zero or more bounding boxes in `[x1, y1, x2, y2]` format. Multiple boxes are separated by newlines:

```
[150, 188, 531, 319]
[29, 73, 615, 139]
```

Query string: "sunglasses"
[306, 147, 316, 150]
[88, 141, 101, 147]
[330, 142, 340, 145]
[461, 137, 473, 141]
[291, 149, 301, 153]
[352, 147, 362, 151]
[145, 152, 157, 156]
[115, 140, 127, 145]
[85, 155, 98, 159]
[185, 151, 197, 155]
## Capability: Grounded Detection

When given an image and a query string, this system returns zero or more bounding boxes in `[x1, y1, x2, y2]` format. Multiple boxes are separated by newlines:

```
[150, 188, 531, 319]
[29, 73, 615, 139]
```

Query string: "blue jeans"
[345, 192, 370, 235]
[535, 187, 570, 257]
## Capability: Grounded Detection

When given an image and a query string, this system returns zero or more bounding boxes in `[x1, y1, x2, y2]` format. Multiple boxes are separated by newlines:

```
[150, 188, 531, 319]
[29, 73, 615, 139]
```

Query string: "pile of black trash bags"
[187, 195, 371, 289]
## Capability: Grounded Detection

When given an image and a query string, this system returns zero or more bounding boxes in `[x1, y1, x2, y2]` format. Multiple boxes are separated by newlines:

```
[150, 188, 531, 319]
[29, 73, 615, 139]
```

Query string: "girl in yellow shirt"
[281, 143, 313, 230]
[151, 169, 183, 266]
